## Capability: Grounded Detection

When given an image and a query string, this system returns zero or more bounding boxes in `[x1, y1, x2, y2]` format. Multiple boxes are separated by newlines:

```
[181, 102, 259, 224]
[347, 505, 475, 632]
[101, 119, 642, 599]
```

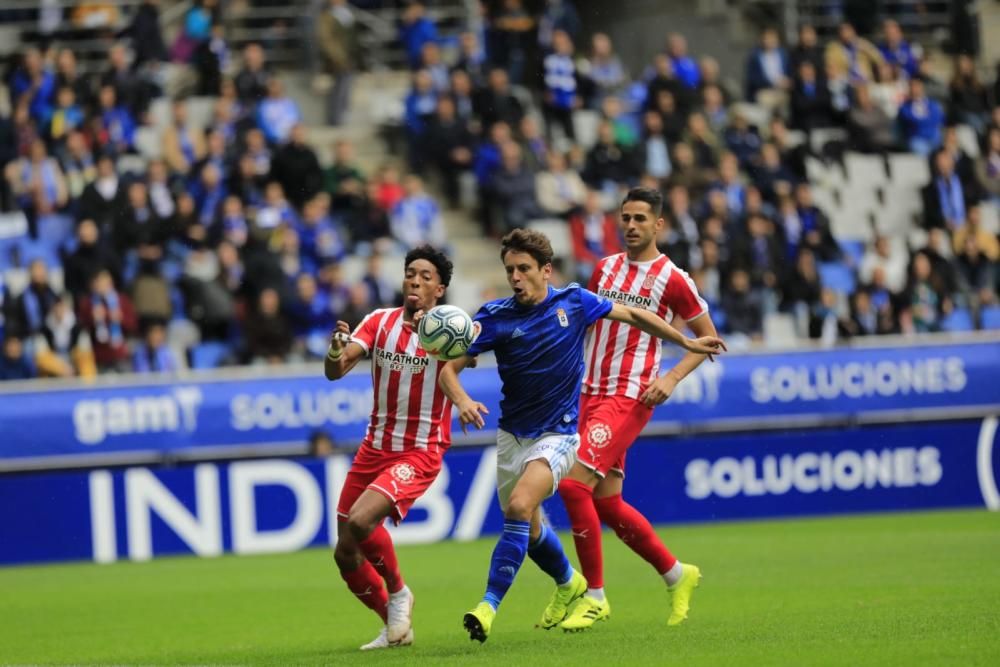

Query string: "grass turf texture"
[1, 509, 998, 666]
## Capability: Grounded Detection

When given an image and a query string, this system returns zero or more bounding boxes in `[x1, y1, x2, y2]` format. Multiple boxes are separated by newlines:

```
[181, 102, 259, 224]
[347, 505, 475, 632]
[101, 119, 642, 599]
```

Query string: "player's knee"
[333, 539, 361, 571]
[346, 508, 377, 542]
[504, 492, 535, 522]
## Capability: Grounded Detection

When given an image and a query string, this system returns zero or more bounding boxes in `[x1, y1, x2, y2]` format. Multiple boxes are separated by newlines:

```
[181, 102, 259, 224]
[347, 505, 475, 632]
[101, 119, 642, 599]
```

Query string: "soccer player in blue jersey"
[437, 229, 725, 642]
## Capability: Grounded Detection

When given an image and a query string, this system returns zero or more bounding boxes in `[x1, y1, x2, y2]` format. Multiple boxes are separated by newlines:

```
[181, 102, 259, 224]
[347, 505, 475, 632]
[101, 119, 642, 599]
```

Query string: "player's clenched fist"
[456, 398, 489, 433]
[329, 321, 351, 351]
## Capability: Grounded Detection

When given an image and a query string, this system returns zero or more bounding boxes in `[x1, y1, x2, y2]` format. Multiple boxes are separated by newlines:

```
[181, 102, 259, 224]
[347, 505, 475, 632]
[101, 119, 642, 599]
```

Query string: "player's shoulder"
[599, 253, 626, 269]
[476, 296, 517, 316]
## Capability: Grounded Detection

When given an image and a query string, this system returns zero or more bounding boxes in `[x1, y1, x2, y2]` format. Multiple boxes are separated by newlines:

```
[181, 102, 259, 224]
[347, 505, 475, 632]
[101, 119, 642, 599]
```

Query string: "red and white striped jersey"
[351, 307, 453, 452]
[583, 253, 708, 400]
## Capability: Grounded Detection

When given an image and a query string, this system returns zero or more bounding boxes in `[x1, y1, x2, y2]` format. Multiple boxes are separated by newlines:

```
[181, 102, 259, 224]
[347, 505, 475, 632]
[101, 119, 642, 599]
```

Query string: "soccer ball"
[418, 305, 475, 360]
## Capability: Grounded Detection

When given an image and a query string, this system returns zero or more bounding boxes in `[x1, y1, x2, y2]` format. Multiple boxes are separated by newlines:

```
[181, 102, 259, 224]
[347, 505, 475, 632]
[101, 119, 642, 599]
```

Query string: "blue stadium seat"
[838, 240, 865, 268]
[818, 262, 856, 294]
[941, 308, 974, 333]
[189, 342, 229, 369]
[36, 214, 74, 246]
[16, 239, 61, 269]
[980, 306, 1000, 330]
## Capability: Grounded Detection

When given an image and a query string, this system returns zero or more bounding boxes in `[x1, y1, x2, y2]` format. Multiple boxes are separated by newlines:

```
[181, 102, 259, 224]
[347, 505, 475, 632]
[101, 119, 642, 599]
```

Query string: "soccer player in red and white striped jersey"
[325, 245, 455, 651]
[557, 187, 721, 631]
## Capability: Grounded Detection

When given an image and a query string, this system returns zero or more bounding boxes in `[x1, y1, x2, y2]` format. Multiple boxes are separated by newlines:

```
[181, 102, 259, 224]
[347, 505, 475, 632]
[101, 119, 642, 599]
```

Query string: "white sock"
[389, 585, 410, 599]
[662, 561, 684, 587]
[587, 587, 606, 602]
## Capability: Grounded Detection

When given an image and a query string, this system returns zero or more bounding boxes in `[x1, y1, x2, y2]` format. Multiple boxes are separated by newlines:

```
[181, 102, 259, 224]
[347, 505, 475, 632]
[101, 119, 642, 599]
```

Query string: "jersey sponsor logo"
[374, 348, 431, 373]
[598, 288, 654, 310]
[586, 422, 613, 449]
[556, 308, 569, 327]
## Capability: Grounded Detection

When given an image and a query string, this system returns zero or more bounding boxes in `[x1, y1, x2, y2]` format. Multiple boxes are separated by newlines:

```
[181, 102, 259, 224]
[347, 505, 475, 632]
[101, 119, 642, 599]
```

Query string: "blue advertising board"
[1, 340, 998, 469]
[3, 418, 997, 566]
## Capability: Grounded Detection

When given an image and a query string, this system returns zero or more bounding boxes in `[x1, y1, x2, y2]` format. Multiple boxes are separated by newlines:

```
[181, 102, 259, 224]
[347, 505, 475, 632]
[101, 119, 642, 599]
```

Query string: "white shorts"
[496, 429, 580, 510]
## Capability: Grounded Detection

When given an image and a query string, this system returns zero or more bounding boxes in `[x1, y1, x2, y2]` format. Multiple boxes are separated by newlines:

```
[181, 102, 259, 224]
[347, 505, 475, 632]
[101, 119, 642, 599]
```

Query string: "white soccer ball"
[418, 305, 475, 360]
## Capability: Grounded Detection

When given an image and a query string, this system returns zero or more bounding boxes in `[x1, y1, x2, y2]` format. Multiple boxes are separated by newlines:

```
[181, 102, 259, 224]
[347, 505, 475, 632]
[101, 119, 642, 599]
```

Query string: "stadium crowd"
[0, 0, 999, 381]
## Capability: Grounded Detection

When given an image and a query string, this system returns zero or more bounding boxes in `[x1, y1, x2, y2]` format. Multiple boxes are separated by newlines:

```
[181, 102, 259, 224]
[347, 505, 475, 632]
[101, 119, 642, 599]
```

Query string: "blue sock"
[528, 524, 574, 586]
[483, 520, 530, 610]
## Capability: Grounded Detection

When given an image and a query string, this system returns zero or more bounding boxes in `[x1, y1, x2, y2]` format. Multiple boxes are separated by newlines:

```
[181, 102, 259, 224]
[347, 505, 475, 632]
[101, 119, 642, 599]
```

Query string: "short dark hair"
[500, 228, 554, 267]
[405, 245, 453, 287]
[621, 187, 663, 217]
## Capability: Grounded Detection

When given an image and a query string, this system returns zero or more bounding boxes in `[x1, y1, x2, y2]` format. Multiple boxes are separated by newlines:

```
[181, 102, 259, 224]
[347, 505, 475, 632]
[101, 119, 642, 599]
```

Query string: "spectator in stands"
[317, 0, 360, 127]
[46, 87, 85, 146]
[745, 27, 791, 107]
[536, 149, 587, 218]
[878, 19, 919, 79]
[492, 0, 534, 85]
[425, 97, 475, 209]
[403, 69, 438, 165]
[956, 234, 996, 309]
[132, 251, 173, 324]
[898, 77, 944, 156]
[95, 85, 136, 155]
[456, 31, 489, 88]
[667, 33, 700, 90]
[235, 43, 271, 108]
[941, 125, 976, 190]
[490, 142, 542, 234]
[324, 141, 365, 201]
[399, 1, 438, 70]
[790, 60, 834, 131]
[390, 175, 446, 249]
[5, 139, 68, 223]
[270, 123, 323, 209]
[54, 49, 92, 114]
[449, 69, 477, 124]
[78, 155, 119, 233]
[683, 111, 721, 170]
[518, 116, 550, 172]
[542, 30, 579, 142]
[217, 195, 249, 248]
[722, 268, 762, 338]
[701, 86, 730, 137]
[923, 149, 971, 231]
[753, 143, 795, 205]
[713, 151, 747, 215]
[948, 55, 990, 135]
[257, 78, 301, 145]
[794, 182, 841, 262]
[245, 287, 292, 364]
[9, 260, 58, 338]
[975, 128, 1000, 205]
[114, 180, 170, 256]
[0, 335, 34, 381]
[825, 22, 884, 85]
[841, 289, 880, 338]
[848, 83, 895, 154]
[580, 32, 627, 108]
[101, 44, 151, 117]
[861, 236, 908, 294]
[699, 56, 734, 104]
[870, 61, 908, 118]
[420, 42, 450, 94]
[953, 205, 1000, 264]
[638, 110, 672, 183]
[123, 0, 168, 67]
[78, 268, 137, 372]
[12, 47, 56, 124]
[59, 131, 97, 203]
[736, 213, 783, 291]
[645, 55, 689, 117]
[163, 100, 207, 175]
[790, 24, 824, 77]
[781, 247, 822, 316]
[569, 189, 620, 282]
[287, 271, 334, 357]
[361, 254, 396, 307]
[583, 120, 638, 191]
[474, 67, 525, 131]
[907, 251, 942, 333]
[538, 0, 581, 50]
[34, 294, 96, 379]
[723, 111, 762, 171]
[667, 141, 713, 199]
[132, 321, 180, 373]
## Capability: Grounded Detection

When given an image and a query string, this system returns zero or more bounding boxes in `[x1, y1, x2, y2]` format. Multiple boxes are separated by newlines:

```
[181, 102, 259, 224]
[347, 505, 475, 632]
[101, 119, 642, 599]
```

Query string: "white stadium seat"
[888, 153, 931, 188]
[528, 219, 573, 260]
[844, 152, 887, 187]
[955, 124, 980, 159]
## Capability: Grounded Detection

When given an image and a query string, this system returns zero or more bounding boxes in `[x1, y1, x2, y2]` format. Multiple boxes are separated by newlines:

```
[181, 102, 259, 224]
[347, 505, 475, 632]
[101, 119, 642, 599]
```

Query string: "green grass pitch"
[1, 509, 998, 665]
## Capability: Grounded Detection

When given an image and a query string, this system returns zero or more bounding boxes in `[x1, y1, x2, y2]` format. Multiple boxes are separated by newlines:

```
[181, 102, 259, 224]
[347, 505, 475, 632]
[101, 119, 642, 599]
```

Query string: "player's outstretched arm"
[640, 313, 721, 406]
[324, 322, 367, 381]
[438, 356, 489, 433]
[606, 303, 726, 357]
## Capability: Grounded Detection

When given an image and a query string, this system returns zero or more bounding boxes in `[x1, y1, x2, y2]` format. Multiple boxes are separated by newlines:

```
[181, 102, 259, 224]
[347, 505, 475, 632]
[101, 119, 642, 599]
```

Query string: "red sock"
[558, 478, 604, 589]
[359, 524, 405, 594]
[594, 493, 676, 575]
[340, 560, 388, 623]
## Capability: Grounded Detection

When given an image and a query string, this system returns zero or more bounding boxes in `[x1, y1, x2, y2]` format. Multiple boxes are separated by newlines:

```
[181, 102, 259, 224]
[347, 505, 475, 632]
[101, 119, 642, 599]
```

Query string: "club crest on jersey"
[389, 463, 416, 484]
[587, 422, 613, 449]
[556, 308, 569, 327]
[642, 274, 657, 290]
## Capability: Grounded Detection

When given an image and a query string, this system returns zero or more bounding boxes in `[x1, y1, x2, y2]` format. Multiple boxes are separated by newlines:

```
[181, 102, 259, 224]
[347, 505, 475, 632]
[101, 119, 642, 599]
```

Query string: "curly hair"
[404, 245, 454, 286]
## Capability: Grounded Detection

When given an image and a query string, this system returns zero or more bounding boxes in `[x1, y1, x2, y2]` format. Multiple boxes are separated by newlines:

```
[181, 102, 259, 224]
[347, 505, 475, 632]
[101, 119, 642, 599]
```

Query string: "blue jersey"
[467, 284, 613, 438]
